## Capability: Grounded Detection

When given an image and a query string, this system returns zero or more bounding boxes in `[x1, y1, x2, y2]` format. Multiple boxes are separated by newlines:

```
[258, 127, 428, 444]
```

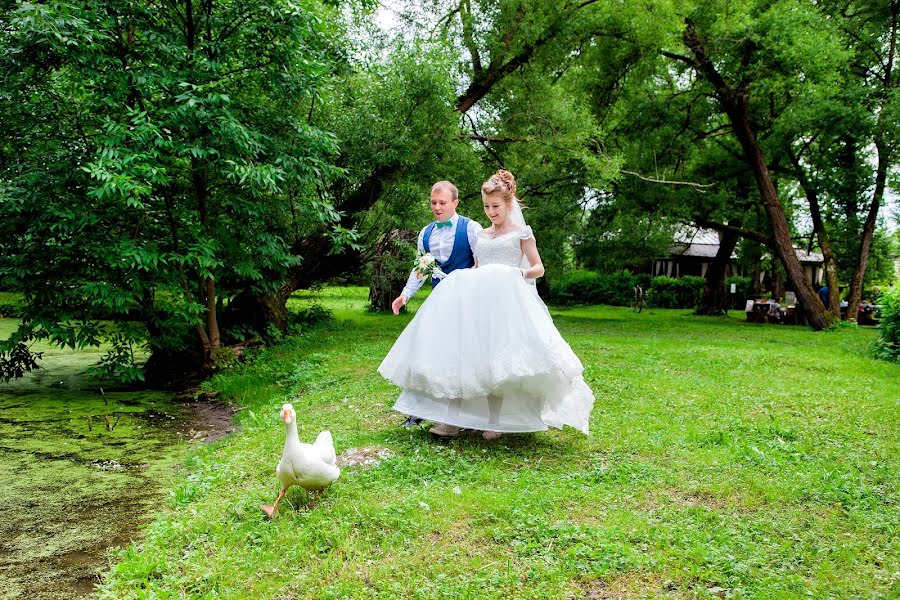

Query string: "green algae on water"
[0, 319, 216, 599]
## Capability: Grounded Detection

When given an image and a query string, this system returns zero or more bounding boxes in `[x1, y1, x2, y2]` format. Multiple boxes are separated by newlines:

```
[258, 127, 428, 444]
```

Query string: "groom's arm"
[393, 228, 427, 314]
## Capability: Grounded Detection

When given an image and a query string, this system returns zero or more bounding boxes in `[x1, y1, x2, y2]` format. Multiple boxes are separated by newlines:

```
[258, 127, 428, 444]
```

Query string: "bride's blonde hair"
[481, 169, 517, 204]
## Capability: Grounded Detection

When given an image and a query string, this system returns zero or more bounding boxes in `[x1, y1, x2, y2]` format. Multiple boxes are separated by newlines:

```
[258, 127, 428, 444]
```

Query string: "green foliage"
[874, 287, 900, 362]
[0, 304, 22, 319]
[0, 0, 350, 381]
[648, 276, 706, 309]
[290, 303, 334, 331]
[2, 0, 897, 379]
[549, 271, 643, 306]
[726, 275, 752, 304]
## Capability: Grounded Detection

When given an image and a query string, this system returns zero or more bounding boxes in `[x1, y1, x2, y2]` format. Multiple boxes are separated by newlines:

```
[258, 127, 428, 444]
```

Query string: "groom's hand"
[391, 295, 408, 315]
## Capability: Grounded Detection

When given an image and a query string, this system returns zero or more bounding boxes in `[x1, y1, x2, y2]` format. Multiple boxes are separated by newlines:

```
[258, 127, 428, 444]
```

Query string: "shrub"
[874, 286, 899, 362]
[863, 286, 885, 304]
[0, 303, 22, 318]
[726, 275, 751, 308]
[648, 275, 705, 309]
[549, 270, 638, 306]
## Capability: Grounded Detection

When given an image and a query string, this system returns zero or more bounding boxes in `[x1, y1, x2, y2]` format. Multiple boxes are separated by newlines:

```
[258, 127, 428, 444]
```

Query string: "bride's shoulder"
[518, 225, 535, 241]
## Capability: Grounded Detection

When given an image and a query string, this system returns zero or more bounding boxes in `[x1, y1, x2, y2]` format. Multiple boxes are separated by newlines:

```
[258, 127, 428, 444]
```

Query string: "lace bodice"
[474, 226, 534, 268]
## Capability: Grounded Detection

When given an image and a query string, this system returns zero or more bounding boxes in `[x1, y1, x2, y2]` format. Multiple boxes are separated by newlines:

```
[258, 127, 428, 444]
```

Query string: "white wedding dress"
[379, 225, 595, 434]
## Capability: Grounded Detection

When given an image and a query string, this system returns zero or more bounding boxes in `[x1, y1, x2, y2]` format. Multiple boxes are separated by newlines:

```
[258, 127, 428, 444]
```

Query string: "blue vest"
[423, 216, 475, 287]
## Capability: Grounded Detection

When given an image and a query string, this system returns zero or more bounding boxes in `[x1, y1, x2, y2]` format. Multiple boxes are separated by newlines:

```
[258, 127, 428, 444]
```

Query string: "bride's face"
[482, 193, 511, 226]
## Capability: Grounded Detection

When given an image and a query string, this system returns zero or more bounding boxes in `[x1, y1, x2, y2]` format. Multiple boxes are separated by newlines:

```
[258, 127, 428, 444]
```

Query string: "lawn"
[99, 287, 899, 599]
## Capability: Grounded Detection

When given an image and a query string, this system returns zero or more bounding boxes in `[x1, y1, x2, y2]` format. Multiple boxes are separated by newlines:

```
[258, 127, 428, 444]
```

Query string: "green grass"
[98, 287, 899, 599]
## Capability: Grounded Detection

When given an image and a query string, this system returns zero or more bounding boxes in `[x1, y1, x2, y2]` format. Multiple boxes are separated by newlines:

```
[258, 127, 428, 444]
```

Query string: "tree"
[825, 0, 898, 320]
[0, 0, 347, 383]
[665, 12, 831, 329]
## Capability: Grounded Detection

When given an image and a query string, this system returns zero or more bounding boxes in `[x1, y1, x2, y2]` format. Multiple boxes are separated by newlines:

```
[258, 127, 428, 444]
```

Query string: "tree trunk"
[143, 321, 210, 389]
[846, 4, 897, 322]
[788, 150, 841, 319]
[192, 154, 219, 363]
[681, 18, 830, 329]
[731, 111, 828, 328]
[845, 158, 885, 322]
[205, 276, 220, 351]
[696, 228, 739, 315]
[220, 289, 289, 337]
[368, 229, 417, 312]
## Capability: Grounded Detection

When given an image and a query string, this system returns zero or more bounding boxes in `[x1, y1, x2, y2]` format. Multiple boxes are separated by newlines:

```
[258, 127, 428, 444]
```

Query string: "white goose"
[260, 403, 340, 518]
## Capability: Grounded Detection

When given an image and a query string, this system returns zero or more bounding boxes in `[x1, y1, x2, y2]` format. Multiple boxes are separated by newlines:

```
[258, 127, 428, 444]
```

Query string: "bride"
[378, 170, 595, 439]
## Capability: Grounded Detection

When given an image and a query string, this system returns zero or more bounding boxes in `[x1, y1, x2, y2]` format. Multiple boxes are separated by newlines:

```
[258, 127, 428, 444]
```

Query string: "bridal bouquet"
[414, 251, 445, 280]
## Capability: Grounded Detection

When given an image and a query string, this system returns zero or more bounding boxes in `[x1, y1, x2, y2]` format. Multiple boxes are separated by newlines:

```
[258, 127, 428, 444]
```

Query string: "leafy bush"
[874, 286, 899, 362]
[549, 270, 638, 306]
[726, 275, 752, 308]
[648, 275, 705, 309]
[288, 303, 333, 334]
[862, 286, 885, 304]
[0, 303, 22, 318]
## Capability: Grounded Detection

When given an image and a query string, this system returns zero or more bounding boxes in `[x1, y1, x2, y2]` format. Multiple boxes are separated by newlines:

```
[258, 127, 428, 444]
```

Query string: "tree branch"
[692, 217, 771, 246]
[660, 50, 697, 67]
[620, 169, 715, 191]
[460, 0, 483, 77]
[458, 134, 528, 143]
[464, 113, 506, 166]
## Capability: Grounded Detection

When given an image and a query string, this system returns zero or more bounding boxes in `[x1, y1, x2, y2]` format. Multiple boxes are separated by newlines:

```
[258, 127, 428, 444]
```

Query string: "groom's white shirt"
[400, 213, 481, 300]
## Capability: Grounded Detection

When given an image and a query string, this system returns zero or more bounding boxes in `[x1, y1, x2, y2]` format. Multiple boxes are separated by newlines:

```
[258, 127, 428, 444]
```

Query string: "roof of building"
[665, 227, 825, 263]
[794, 248, 825, 263]
[670, 228, 737, 259]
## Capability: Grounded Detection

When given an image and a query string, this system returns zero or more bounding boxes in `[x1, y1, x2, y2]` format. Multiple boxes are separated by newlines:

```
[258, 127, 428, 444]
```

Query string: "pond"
[0, 320, 235, 599]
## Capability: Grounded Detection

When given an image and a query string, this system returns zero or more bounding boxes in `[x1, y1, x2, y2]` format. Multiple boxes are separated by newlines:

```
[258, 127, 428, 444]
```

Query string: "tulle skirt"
[378, 264, 594, 433]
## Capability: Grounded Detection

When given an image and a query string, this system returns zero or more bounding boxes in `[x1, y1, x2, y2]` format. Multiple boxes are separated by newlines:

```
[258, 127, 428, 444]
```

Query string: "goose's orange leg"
[260, 488, 286, 519]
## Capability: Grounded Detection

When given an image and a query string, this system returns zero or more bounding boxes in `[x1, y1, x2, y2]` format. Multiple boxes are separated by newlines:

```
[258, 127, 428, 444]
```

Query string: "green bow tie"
[434, 220, 453, 229]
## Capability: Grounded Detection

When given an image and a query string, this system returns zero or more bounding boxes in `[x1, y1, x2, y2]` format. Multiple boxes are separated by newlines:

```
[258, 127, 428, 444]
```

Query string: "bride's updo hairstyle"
[481, 169, 517, 205]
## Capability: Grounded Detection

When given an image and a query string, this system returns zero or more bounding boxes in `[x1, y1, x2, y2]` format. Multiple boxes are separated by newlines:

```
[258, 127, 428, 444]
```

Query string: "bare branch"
[620, 169, 715, 191]
[458, 134, 528, 143]
[464, 113, 505, 166]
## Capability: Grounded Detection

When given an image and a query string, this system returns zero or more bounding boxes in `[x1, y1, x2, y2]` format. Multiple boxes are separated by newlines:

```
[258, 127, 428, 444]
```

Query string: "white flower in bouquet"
[414, 251, 445, 280]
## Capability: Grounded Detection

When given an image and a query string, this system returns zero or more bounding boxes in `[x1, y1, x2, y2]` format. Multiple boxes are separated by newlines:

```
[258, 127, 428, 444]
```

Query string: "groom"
[391, 180, 481, 427]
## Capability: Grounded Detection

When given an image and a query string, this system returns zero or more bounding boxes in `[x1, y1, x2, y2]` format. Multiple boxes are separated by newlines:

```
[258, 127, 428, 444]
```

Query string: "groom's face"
[430, 189, 458, 222]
